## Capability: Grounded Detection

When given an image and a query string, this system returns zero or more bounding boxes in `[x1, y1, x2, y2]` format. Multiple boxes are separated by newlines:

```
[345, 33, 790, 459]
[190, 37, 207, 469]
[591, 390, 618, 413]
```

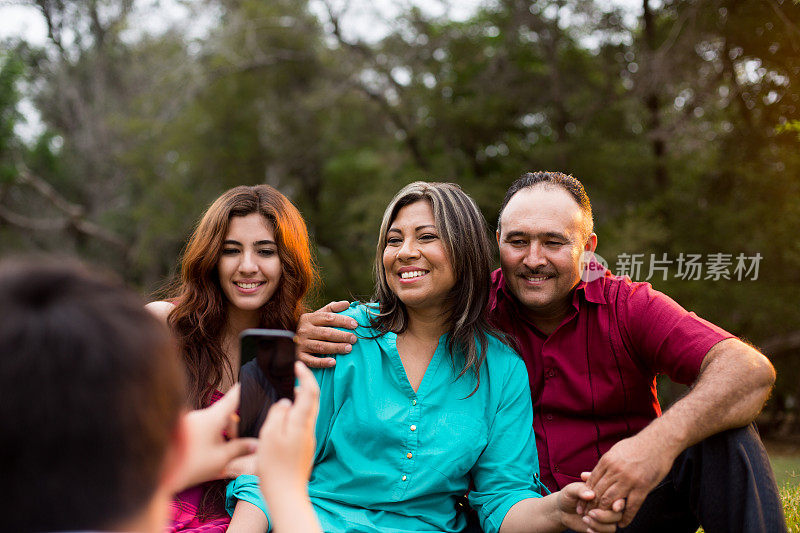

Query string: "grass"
[781, 483, 800, 533]
[773, 455, 800, 532]
[772, 455, 800, 488]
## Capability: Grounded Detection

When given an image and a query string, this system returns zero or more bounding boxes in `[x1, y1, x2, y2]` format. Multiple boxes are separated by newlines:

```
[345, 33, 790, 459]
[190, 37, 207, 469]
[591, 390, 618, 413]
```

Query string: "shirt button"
[402, 475, 407, 481]
[546, 369, 556, 378]
[407, 452, 413, 459]
[410, 425, 417, 431]
[554, 465, 560, 473]
[545, 414, 553, 421]
[412, 400, 417, 406]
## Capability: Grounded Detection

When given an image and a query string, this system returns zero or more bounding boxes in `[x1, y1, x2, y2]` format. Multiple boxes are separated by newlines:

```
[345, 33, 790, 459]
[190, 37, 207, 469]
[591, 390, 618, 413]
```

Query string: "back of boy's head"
[0, 258, 185, 532]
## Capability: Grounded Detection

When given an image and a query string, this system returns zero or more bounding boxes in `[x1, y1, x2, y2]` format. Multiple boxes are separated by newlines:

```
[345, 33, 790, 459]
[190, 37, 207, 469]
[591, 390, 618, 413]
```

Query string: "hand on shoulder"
[295, 300, 358, 368]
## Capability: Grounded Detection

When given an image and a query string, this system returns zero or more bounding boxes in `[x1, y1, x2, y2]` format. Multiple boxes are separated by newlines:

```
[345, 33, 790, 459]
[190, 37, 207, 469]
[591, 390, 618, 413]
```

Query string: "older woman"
[229, 182, 620, 533]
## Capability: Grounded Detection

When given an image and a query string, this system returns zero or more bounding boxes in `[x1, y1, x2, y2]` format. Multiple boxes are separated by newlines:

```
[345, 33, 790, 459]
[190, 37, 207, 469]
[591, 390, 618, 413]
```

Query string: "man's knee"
[680, 423, 769, 470]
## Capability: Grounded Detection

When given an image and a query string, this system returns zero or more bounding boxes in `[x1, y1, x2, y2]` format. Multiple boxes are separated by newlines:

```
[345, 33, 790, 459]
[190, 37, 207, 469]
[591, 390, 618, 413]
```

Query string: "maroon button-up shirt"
[487, 268, 732, 491]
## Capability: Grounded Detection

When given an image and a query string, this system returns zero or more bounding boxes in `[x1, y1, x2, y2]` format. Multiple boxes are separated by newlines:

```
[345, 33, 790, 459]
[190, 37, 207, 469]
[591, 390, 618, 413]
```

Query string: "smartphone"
[238, 328, 296, 438]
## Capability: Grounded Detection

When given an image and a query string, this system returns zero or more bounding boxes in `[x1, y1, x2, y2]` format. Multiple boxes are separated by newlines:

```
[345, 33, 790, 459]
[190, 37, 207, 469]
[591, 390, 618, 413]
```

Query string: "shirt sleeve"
[310, 364, 336, 463]
[225, 474, 271, 530]
[620, 282, 734, 384]
[468, 353, 546, 533]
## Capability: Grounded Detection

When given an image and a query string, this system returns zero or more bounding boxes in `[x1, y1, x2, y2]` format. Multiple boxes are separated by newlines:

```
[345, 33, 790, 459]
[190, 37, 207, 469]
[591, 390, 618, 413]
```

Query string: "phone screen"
[238, 329, 296, 438]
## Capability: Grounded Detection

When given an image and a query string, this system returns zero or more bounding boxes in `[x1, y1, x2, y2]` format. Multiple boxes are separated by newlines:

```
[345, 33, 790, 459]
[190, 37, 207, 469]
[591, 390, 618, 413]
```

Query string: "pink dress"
[166, 390, 230, 532]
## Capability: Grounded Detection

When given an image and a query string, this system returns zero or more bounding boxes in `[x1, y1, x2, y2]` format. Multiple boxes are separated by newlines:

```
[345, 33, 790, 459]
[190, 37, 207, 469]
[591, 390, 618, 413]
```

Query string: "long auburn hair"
[371, 181, 503, 392]
[167, 185, 317, 408]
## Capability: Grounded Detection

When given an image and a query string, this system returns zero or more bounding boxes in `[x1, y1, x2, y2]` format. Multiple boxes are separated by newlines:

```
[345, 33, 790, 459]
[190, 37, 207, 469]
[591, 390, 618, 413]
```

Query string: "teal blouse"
[227, 303, 547, 532]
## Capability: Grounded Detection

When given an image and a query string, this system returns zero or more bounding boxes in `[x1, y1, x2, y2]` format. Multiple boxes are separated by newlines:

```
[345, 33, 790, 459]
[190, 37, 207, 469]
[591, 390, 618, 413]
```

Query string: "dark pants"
[561, 424, 787, 533]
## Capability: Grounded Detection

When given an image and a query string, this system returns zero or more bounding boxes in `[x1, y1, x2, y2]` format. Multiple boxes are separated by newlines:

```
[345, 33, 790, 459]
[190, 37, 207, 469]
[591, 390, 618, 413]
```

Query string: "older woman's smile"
[398, 267, 430, 281]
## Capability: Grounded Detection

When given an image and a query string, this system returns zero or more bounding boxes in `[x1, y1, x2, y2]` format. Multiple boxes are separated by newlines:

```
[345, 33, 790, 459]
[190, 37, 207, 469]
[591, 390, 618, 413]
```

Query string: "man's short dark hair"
[497, 171, 594, 236]
[0, 258, 185, 532]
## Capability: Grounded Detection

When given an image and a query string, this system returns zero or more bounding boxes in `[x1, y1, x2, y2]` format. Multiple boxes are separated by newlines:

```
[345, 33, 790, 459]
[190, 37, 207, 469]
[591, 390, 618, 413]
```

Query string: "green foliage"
[777, 120, 800, 141]
[0, 52, 23, 184]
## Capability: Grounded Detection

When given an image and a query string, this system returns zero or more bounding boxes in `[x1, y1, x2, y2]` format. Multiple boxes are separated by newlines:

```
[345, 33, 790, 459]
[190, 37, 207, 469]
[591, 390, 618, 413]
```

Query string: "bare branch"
[88, 0, 106, 49]
[4, 164, 129, 250]
[207, 50, 311, 80]
[768, 0, 800, 49]
[322, 0, 409, 96]
[654, 4, 694, 59]
[71, 217, 128, 249]
[35, 0, 68, 57]
[320, 0, 430, 170]
[0, 203, 127, 249]
[356, 82, 429, 170]
[720, 38, 757, 133]
[16, 166, 83, 218]
[0, 205, 65, 231]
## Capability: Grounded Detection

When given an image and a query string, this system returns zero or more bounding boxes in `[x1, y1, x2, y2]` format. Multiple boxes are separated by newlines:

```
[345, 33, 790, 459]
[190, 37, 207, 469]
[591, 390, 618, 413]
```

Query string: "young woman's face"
[382, 200, 456, 315]
[217, 213, 282, 313]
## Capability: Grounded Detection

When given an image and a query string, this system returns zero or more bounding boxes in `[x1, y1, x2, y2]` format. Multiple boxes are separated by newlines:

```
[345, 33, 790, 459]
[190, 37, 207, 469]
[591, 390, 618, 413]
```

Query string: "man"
[0, 258, 256, 532]
[296, 172, 786, 532]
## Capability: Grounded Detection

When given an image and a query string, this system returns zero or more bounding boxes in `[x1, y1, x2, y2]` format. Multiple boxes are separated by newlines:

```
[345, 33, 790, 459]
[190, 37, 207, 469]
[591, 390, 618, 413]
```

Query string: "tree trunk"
[642, 0, 668, 192]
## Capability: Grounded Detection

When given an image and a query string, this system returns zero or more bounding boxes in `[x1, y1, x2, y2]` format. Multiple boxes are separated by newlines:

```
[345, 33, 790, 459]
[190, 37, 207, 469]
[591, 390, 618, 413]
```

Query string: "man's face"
[497, 186, 596, 321]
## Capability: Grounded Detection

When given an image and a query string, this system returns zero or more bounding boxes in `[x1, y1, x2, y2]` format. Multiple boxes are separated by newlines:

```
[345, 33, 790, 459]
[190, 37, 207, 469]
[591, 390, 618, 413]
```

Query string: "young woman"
[147, 184, 317, 533]
[228, 182, 621, 533]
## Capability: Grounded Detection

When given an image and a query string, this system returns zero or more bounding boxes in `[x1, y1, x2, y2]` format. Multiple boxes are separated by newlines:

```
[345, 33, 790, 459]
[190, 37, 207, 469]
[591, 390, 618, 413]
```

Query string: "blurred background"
[0, 0, 798, 442]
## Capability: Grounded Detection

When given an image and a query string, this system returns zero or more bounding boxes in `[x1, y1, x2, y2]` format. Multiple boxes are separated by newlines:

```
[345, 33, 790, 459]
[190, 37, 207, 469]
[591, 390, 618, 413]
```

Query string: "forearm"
[579, 339, 773, 524]
[227, 499, 268, 533]
[261, 484, 321, 533]
[499, 494, 563, 533]
[644, 338, 774, 456]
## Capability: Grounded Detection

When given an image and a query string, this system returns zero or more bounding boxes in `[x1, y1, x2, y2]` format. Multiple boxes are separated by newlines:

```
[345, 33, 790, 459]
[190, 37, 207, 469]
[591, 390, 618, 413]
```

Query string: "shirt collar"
[573, 273, 608, 306]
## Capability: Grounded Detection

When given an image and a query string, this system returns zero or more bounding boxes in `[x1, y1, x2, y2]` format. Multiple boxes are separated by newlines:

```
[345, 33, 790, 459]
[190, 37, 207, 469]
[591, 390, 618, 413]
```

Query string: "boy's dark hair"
[0, 257, 185, 532]
[497, 171, 594, 236]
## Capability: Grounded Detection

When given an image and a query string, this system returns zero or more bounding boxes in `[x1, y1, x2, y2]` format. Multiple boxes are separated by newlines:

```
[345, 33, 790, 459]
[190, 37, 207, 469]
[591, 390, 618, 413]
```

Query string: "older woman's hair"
[371, 181, 499, 389]
[167, 185, 318, 408]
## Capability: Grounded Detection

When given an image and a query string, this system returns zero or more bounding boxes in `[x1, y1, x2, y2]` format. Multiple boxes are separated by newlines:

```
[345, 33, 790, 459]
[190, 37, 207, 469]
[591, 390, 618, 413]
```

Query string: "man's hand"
[171, 384, 259, 492]
[558, 479, 624, 533]
[583, 433, 675, 527]
[257, 361, 320, 494]
[582, 338, 776, 527]
[295, 300, 358, 368]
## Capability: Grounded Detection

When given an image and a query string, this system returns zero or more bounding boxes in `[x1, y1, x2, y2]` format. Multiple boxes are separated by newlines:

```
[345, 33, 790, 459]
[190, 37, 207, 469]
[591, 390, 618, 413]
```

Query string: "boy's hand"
[171, 384, 259, 492]
[257, 361, 320, 494]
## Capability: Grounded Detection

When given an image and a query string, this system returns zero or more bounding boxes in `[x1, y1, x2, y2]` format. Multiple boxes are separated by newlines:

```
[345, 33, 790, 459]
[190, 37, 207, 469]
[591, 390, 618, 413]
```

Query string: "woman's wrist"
[261, 479, 308, 502]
